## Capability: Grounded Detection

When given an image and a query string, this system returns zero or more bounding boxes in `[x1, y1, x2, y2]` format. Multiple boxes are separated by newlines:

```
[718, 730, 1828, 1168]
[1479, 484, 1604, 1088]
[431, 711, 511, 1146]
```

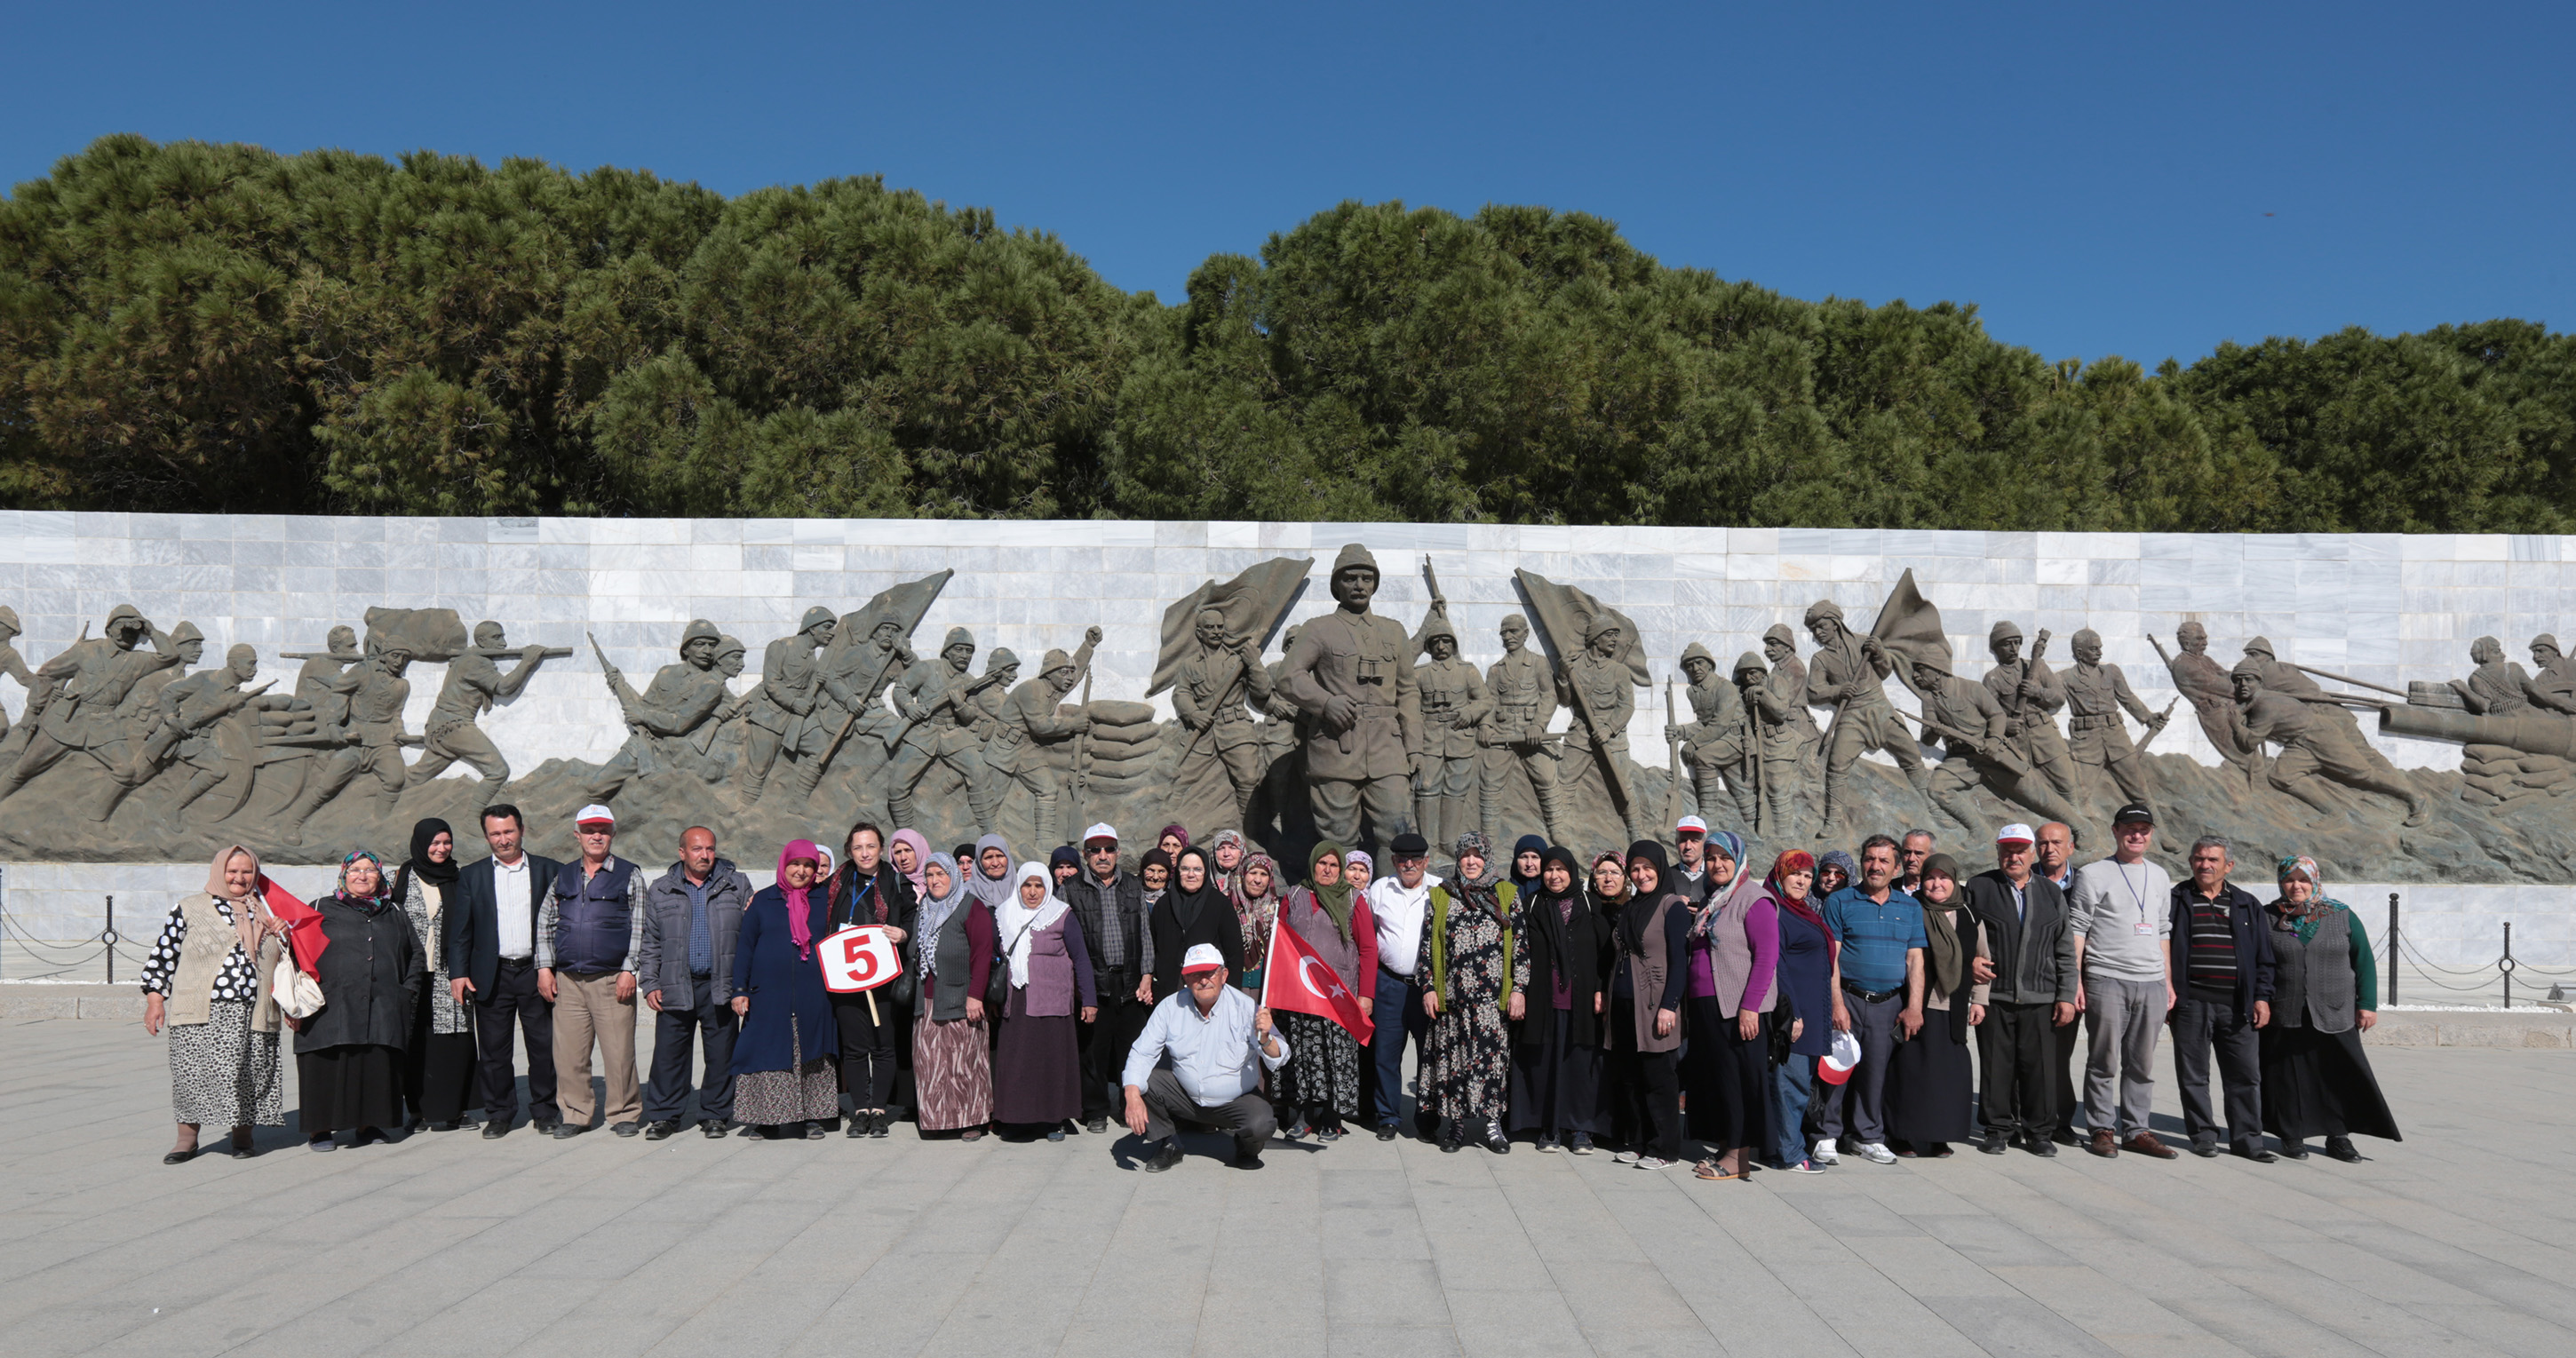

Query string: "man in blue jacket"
[2167, 836, 2278, 1161]
[637, 826, 753, 1140]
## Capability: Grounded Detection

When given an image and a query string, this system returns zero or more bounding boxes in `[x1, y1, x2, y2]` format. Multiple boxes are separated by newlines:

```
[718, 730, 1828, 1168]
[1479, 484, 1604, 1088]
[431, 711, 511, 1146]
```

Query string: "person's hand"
[1899, 1006, 1923, 1039]
[1655, 1008, 1676, 1039]
[1971, 956, 1995, 984]
[1968, 1004, 1986, 1027]
[1255, 1006, 1273, 1037]
[282, 1013, 300, 1033]
[1737, 1011, 1760, 1041]
[450, 977, 473, 1006]
[2165, 983, 2176, 1013]
[1790, 1018, 1805, 1041]
[2073, 982, 2087, 1014]
[2357, 1009, 2375, 1031]
[1832, 1001, 1851, 1033]
[646, 989, 664, 1013]
[1123, 1088, 1150, 1139]
[537, 968, 558, 1003]
[883, 926, 906, 944]
[966, 997, 986, 1023]
[143, 992, 165, 1036]
[1423, 992, 1441, 1017]
[1358, 997, 1373, 1017]
[1080, 1005, 1098, 1023]
[1507, 992, 1526, 1020]
[2253, 999, 2271, 1029]
[1594, 994, 1605, 1014]
[729, 996, 750, 1017]
[2051, 1001, 2075, 1027]
[615, 972, 637, 1002]
[1134, 979, 1153, 1004]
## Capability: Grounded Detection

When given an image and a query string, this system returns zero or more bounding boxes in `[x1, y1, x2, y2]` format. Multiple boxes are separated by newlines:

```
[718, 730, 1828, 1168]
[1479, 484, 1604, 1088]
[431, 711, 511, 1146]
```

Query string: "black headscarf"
[1167, 846, 1221, 931]
[392, 817, 458, 905]
[1620, 839, 1670, 957]
[1508, 833, 1548, 900]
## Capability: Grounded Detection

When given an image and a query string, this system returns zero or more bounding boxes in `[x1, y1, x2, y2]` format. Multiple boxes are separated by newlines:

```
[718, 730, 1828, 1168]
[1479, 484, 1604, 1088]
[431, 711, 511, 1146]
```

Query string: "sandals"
[1693, 1159, 1748, 1181]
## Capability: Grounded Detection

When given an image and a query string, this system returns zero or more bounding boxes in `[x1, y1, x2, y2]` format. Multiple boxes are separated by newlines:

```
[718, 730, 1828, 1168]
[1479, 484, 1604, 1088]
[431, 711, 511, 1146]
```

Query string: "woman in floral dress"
[1419, 832, 1516, 1154]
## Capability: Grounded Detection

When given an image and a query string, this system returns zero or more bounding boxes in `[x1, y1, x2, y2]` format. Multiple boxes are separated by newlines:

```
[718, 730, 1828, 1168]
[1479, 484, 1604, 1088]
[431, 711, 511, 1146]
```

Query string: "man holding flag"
[1122, 944, 1292, 1172]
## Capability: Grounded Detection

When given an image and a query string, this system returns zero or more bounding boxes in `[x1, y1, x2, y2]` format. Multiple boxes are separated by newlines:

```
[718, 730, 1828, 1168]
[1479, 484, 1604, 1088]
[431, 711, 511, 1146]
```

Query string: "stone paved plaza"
[5, 1016, 2575, 1357]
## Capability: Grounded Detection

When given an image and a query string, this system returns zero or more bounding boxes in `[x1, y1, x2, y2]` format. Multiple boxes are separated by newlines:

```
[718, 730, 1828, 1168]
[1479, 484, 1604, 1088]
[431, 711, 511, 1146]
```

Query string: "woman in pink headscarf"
[888, 830, 932, 896]
[727, 840, 840, 1139]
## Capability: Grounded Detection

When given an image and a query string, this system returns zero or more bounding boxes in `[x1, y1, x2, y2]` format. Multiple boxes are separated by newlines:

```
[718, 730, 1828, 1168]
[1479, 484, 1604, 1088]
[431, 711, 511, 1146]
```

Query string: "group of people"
[139, 799, 2398, 1176]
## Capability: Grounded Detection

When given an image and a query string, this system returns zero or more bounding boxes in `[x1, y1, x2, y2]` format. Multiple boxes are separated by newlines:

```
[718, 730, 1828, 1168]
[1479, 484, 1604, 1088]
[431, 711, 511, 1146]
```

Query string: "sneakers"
[1614, 1148, 1643, 1164]
[1853, 1141, 1897, 1164]
[1784, 1158, 1825, 1174]
[1977, 1133, 2008, 1155]
[1635, 1155, 1678, 1171]
[1536, 1138, 1560, 1153]
[1811, 1137, 1841, 1166]
[1566, 1133, 1594, 1155]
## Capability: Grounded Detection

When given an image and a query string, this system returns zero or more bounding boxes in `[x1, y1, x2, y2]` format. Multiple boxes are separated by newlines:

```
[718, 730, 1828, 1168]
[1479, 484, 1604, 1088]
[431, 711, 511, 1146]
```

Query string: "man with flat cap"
[589, 620, 735, 802]
[886, 625, 1003, 835]
[1668, 640, 1754, 827]
[740, 606, 847, 803]
[1804, 599, 1927, 838]
[1283, 544, 1423, 862]
[1479, 613, 1564, 847]
[987, 630, 1099, 848]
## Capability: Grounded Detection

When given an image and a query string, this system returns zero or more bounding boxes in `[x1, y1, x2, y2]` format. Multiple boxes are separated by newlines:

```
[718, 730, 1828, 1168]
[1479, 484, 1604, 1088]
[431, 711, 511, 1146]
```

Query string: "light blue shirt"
[1123, 983, 1292, 1106]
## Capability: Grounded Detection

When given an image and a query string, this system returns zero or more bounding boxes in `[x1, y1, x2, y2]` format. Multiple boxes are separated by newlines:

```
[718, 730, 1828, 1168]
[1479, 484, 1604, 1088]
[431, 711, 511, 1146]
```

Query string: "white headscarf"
[992, 861, 1070, 989]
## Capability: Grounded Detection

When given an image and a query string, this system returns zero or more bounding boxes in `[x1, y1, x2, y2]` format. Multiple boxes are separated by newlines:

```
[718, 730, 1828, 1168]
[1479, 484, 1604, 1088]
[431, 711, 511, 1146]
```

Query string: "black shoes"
[644, 1120, 679, 1141]
[2325, 1136, 2364, 1163]
[611, 1122, 641, 1138]
[702, 1119, 732, 1139]
[532, 1117, 561, 1135]
[1483, 1122, 1512, 1155]
[1438, 1124, 1462, 1154]
[2232, 1142, 2278, 1163]
[846, 1116, 870, 1139]
[1234, 1148, 1263, 1170]
[163, 1148, 197, 1165]
[2051, 1127, 2082, 1148]
[871, 1112, 893, 1139]
[2279, 1140, 2310, 1161]
[1142, 1140, 1185, 1172]
[1978, 1133, 2009, 1155]
[2027, 1137, 2058, 1158]
[483, 1120, 511, 1140]
[1374, 1124, 1400, 1142]
[2189, 1140, 2220, 1158]
[1084, 1117, 1109, 1134]
[553, 1123, 587, 1140]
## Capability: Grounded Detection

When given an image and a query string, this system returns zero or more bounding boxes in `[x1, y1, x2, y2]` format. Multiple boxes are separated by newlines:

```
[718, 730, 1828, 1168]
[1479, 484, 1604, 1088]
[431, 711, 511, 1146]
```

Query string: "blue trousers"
[1772, 1054, 1815, 1166]
[643, 975, 739, 1124]
[1370, 968, 1431, 1128]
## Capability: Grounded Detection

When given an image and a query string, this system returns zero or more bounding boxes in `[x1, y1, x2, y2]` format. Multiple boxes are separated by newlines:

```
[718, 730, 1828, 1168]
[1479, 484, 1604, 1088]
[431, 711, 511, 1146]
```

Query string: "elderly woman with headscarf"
[1761, 851, 1835, 1172]
[1273, 842, 1378, 1140]
[1684, 831, 1780, 1181]
[888, 830, 931, 896]
[1157, 824, 1190, 860]
[1344, 848, 1376, 893]
[1507, 835, 1546, 901]
[1883, 854, 1988, 1159]
[1419, 832, 1517, 1153]
[1604, 841, 1690, 1170]
[1228, 849, 1284, 995]
[140, 845, 288, 1162]
[295, 849, 425, 1152]
[1049, 845, 1082, 894]
[912, 850, 998, 1139]
[1508, 845, 1610, 1153]
[728, 840, 840, 1139]
[1150, 846, 1244, 1002]
[390, 818, 474, 1132]
[1208, 828, 1248, 896]
[2261, 856, 2397, 1162]
[826, 821, 914, 1138]
[991, 862, 1097, 1140]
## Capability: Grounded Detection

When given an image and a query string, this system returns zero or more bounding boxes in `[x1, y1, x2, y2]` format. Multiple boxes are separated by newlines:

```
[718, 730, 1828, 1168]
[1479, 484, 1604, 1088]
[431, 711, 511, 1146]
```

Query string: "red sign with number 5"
[817, 925, 904, 993]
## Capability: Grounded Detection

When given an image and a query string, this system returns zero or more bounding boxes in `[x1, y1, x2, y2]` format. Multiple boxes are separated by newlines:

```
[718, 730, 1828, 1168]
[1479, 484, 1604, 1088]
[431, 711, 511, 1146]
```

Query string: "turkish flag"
[257, 876, 327, 975]
[1260, 917, 1373, 1044]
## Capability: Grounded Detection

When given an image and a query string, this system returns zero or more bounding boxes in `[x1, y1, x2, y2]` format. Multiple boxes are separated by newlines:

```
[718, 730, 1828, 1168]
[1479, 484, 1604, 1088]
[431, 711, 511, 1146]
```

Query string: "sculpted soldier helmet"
[2230, 654, 2267, 682]
[2244, 636, 2277, 659]
[1802, 600, 1844, 627]
[1733, 650, 1767, 679]
[1583, 611, 1622, 646]
[1989, 620, 2022, 646]
[1332, 543, 1380, 577]
[799, 605, 836, 634]
[169, 620, 204, 647]
[104, 603, 149, 639]
[986, 647, 1020, 673]
[1679, 641, 1716, 669]
[1420, 612, 1457, 647]
[1041, 647, 1076, 676]
[1762, 623, 1798, 649]
[2471, 636, 2504, 664]
[942, 626, 975, 659]
[2536, 634, 2564, 658]
[716, 634, 747, 662]
[682, 618, 721, 646]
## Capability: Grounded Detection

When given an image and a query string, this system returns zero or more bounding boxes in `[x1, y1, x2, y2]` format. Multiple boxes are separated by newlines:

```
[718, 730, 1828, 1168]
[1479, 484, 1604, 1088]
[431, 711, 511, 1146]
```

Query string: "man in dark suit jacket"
[445, 803, 565, 1137]
[1961, 823, 2079, 1155]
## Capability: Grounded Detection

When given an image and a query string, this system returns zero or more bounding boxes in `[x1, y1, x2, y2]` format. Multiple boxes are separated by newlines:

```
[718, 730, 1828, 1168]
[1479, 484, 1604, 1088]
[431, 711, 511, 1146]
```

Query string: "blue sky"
[5, 1, 2566, 367]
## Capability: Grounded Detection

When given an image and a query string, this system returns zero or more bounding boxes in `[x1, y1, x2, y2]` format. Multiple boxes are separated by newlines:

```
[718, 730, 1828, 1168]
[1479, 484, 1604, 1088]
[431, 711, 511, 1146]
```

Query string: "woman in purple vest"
[1684, 831, 1778, 1182]
[990, 862, 1097, 1140]
[729, 840, 840, 1140]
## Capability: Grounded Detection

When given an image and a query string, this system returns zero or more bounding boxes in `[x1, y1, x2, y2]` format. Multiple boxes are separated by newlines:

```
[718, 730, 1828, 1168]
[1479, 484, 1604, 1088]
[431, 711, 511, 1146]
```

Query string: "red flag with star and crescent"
[1260, 917, 1373, 1044]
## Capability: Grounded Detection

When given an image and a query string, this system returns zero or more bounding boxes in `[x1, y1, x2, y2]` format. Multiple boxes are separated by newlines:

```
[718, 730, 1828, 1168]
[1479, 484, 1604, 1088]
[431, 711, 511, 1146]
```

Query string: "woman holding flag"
[1268, 842, 1377, 1143]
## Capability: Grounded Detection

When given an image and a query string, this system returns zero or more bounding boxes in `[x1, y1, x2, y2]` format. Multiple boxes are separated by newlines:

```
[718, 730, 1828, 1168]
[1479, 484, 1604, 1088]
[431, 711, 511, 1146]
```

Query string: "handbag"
[270, 956, 324, 1019]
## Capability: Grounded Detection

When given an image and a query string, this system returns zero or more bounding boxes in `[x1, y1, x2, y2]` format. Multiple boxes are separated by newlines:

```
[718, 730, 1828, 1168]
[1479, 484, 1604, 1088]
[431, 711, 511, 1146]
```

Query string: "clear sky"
[4, 1, 2567, 368]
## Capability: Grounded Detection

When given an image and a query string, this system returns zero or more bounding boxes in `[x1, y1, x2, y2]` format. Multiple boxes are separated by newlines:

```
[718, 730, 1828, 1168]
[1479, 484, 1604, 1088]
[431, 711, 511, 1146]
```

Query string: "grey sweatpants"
[2082, 975, 2166, 1137]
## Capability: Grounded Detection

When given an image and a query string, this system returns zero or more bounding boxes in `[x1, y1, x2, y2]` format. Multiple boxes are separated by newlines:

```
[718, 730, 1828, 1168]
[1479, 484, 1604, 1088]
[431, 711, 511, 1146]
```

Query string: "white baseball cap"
[575, 804, 616, 830]
[1082, 822, 1118, 846]
[1819, 1029, 1863, 1084]
[1675, 814, 1708, 837]
[1995, 822, 2034, 846]
[1181, 943, 1226, 978]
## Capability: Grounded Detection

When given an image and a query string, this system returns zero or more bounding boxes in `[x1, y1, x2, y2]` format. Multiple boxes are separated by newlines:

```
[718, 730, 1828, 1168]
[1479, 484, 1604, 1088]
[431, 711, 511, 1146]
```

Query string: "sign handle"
[866, 990, 880, 1023]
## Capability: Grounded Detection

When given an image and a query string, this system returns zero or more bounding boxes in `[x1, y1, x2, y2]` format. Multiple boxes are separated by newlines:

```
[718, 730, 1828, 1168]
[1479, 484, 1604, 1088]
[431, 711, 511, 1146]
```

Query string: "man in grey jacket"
[1961, 823, 2079, 1155]
[637, 826, 753, 1139]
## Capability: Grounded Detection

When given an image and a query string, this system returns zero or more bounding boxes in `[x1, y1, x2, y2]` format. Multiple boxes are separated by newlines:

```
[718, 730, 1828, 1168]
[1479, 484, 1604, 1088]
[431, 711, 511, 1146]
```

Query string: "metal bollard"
[101, 894, 118, 986]
[2501, 920, 2516, 1010]
[2386, 893, 2399, 1006]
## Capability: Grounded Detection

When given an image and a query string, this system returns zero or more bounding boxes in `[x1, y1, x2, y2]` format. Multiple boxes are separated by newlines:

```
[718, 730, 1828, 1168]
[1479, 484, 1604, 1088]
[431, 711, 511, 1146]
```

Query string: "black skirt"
[1884, 1012, 1976, 1145]
[404, 1033, 476, 1126]
[1680, 997, 1771, 1153]
[991, 987, 1081, 1126]
[1508, 1007, 1606, 1135]
[299, 1044, 405, 1133]
[2261, 1023, 2400, 1142]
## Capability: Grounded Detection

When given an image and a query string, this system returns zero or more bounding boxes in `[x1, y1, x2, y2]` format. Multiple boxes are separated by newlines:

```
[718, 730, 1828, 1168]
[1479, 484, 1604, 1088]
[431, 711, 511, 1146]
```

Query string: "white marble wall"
[3, 512, 2574, 975]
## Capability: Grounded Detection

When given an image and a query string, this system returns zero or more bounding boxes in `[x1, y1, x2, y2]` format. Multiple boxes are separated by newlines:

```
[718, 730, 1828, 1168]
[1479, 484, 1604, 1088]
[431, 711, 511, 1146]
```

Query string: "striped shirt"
[2184, 897, 2238, 995]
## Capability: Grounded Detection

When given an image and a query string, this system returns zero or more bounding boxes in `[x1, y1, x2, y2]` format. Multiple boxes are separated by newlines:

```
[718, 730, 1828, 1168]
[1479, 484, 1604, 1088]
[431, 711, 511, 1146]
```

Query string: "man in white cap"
[1062, 822, 1157, 1132]
[535, 804, 648, 1138]
[1961, 822, 2078, 1155]
[1122, 943, 1290, 1171]
[1672, 814, 1716, 908]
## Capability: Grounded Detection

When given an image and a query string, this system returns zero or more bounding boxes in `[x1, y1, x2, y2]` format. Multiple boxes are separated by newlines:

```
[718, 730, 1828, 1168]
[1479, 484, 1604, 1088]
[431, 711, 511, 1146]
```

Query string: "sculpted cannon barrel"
[2380, 703, 2576, 760]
